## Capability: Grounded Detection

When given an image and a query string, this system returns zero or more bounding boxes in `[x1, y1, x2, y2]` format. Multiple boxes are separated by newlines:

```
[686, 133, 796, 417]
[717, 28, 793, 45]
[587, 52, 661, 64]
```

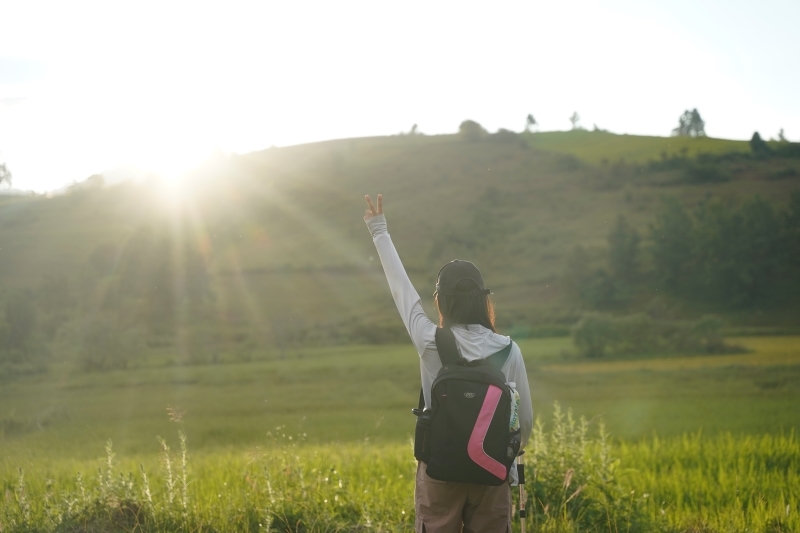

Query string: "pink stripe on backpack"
[467, 384, 506, 480]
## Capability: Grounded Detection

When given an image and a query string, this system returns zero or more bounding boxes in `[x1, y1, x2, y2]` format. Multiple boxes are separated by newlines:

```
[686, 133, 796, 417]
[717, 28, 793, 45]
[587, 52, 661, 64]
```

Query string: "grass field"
[2, 336, 799, 461]
[527, 130, 751, 164]
[2, 130, 800, 530]
[2, 336, 799, 531]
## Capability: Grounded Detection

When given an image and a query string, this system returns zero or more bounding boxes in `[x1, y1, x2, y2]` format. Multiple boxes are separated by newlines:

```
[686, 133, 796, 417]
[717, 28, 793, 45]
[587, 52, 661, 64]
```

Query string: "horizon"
[0, 128, 761, 195]
[2, 0, 799, 192]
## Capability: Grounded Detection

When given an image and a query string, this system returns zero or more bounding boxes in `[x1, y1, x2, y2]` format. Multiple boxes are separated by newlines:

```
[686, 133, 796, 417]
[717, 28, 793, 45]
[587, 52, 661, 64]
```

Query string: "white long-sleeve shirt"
[366, 214, 533, 449]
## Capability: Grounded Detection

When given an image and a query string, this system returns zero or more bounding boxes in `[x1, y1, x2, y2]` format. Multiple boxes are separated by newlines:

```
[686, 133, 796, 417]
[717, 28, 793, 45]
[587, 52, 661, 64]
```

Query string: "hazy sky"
[1, 0, 798, 192]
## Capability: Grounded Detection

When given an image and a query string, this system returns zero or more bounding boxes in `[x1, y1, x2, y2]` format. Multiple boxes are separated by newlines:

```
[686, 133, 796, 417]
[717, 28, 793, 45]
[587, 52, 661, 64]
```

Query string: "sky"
[1, 0, 798, 192]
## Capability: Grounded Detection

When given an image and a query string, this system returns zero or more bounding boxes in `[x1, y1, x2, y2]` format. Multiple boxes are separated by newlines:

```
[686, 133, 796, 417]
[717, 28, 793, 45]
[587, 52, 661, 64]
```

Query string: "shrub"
[54, 315, 146, 371]
[528, 402, 651, 532]
[572, 313, 736, 358]
[458, 120, 488, 141]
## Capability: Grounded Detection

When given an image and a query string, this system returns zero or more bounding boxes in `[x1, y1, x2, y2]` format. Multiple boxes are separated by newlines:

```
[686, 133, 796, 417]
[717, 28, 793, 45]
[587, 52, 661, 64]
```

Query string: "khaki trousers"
[414, 462, 511, 533]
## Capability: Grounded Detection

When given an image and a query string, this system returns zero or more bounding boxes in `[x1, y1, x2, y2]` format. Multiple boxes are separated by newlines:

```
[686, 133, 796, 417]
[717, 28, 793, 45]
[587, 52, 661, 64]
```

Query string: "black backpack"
[413, 327, 522, 485]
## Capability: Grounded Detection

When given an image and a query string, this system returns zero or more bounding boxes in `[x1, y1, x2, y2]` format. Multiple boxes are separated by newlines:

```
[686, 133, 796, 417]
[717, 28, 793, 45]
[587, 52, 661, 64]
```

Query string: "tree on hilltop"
[0, 162, 11, 188]
[749, 131, 770, 155]
[525, 114, 537, 132]
[459, 120, 488, 141]
[569, 112, 581, 130]
[672, 108, 706, 137]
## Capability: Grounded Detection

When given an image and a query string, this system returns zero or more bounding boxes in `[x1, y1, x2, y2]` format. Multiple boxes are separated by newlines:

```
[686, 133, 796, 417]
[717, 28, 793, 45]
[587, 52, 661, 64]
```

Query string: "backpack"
[413, 327, 522, 485]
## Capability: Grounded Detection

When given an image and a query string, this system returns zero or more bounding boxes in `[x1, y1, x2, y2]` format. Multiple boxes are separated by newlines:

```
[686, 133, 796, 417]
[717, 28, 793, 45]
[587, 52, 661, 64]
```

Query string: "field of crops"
[1, 336, 799, 531]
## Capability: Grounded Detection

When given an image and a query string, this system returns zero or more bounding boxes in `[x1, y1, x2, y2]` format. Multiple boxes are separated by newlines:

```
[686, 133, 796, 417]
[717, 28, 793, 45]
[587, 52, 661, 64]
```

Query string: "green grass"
[2, 337, 798, 464]
[2, 417, 798, 532]
[527, 130, 750, 164]
[2, 337, 800, 531]
[1, 131, 798, 354]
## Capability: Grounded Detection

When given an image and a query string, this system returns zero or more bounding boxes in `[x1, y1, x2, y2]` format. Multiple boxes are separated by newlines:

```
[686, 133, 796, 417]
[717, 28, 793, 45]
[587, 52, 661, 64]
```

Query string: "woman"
[363, 194, 533, 533]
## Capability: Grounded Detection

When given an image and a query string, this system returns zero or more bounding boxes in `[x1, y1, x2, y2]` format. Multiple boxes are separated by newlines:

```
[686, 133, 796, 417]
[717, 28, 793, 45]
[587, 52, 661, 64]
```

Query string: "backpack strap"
[434, 327, 464, 366]
[483, 340, 514, 371]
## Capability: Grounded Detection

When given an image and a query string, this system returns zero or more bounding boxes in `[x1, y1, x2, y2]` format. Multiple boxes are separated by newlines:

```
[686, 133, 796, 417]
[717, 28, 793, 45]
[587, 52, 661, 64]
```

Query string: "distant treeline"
[0, 221, 214, 379]
[565, 191, 800, 310]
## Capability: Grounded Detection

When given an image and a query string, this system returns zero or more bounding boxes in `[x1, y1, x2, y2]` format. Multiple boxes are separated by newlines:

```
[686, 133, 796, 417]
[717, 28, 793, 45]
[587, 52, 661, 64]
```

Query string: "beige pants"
[415, 462, 511, 533]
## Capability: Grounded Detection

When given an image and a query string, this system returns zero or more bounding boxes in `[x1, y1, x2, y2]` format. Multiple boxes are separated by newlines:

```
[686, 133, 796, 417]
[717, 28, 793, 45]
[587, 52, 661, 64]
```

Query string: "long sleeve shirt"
[366, 214, 533, 449]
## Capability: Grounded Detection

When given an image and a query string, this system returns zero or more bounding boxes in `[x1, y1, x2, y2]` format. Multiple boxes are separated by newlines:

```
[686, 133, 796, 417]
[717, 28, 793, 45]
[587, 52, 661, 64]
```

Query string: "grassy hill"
[529, 130, 750, 164]
[1, 130, 799, 365]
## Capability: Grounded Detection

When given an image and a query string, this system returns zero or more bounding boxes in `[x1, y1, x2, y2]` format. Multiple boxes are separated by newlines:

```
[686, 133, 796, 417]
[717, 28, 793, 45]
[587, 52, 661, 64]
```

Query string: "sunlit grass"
[2, 413, 798, 532]
[527, 130, 750, 164]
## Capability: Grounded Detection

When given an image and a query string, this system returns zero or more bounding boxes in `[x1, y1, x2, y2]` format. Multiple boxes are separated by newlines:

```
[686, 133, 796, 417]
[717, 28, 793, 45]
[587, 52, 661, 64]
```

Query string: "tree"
[608, 215, 640, 285]
[0, 162, 11, 188]
[458, 120, 488, 141]
[525, 114, 537, 132]
[672, 108, 706, 137]
[784, 191, 800, 271]
[569, 112, 581, 130]
[693, 198, 783, 306]
[651, 197, 695, 291]
[778, 128, 788, 142]
[749, 131, 770, 156]
[410, 124, 418, 135]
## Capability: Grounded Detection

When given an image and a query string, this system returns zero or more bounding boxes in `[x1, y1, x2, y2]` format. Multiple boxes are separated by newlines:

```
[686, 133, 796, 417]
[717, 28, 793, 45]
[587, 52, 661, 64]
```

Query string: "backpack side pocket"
[413, 409, 432, 462]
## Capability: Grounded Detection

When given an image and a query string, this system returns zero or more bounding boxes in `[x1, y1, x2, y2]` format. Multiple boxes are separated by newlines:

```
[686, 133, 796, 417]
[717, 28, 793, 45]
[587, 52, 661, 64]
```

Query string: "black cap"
[435, 259, 491, 296]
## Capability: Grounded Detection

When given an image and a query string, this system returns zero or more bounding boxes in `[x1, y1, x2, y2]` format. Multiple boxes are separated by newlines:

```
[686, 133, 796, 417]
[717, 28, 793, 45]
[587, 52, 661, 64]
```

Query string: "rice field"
[1, 336, 799, 531]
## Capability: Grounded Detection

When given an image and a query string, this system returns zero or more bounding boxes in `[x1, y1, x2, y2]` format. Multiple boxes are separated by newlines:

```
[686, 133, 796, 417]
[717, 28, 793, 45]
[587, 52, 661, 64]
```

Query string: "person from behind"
[363, 194, 533, 533]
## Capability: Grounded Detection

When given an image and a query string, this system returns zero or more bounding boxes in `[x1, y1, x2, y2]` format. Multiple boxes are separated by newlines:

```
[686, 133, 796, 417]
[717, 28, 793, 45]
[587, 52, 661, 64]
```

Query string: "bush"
[54, 315, 146, 371]
[528, 402, 651, 532]
[684, 162, 729, 183]
[572, 313, 735, 358]
[458, 120, 488, 141]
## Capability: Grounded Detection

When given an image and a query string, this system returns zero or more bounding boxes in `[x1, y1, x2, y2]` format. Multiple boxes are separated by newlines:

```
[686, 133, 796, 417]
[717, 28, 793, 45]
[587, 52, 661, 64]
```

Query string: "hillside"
[1, 130, 799, 367]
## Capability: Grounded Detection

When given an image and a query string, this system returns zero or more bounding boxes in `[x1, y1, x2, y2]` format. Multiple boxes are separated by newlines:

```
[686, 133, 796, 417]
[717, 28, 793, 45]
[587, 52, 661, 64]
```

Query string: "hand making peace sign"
[364, 194, 383, 221]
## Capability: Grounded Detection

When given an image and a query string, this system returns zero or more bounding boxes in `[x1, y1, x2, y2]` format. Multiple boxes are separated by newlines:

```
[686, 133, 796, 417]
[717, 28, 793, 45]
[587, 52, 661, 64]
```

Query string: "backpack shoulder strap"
[434, 327, 464, 366]
[483, 339, 514, 371]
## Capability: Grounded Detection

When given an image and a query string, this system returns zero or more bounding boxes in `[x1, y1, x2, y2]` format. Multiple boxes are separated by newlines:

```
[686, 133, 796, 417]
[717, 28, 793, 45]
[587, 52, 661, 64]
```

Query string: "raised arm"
[364, 195, 436, 356]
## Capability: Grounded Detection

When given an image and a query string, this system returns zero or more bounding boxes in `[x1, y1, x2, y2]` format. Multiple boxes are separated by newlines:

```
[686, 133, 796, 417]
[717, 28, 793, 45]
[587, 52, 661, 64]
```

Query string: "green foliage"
[750, 131, 771, 156]
[528, 403, 650, 532]
[571, 313, 732, 358]
[1, 131, 799, 375]
[672, 109, 706, 137]
[562, 216, 639, 309]
[3, 416, 798, 532]
[458, 119, 488, 141]
[650, 197, 694, 290]
[651, 196, 796, 307]
[0, 290, 49, 379]
[0, 409, 655, 533]
[54, 315, 146, 371]
[608, 215, 640, 287]
[624, 432, 800, 533]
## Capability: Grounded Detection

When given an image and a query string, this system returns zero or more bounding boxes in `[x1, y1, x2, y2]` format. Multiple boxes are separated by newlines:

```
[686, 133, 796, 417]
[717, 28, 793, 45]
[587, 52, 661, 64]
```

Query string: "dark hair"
[435, 279, 497, 332]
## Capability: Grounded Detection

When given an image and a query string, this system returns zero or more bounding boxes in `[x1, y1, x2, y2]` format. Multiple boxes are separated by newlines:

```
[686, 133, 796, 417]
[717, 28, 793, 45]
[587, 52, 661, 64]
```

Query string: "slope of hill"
[0, 130, 799, 367]
[528, 130, 750, 164]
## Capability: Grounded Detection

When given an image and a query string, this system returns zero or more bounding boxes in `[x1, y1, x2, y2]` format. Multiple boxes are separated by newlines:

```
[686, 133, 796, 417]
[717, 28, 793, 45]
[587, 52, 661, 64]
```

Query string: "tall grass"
[1, 409, 798, 532]
[624, 431, 799, 533]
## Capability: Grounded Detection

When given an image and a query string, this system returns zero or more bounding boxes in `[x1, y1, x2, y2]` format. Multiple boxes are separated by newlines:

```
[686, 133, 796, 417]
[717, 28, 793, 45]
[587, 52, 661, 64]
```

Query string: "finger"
[364, 209, 373, 218]
[377, 194, 383, 214]
[365, 195, 376, 214]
